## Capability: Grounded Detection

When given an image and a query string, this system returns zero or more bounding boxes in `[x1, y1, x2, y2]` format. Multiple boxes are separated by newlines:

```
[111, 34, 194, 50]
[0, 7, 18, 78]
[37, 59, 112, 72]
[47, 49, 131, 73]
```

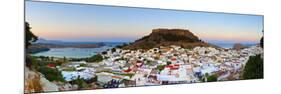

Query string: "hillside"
[123, 28, 219, 50]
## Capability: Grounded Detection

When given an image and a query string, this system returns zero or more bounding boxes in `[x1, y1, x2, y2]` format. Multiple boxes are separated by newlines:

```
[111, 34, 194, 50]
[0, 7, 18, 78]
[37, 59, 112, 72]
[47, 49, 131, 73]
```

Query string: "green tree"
[26, 55, 39, 69]
[25, 22, 38, 68]
[25, 22, 38, 47]
[111, 48, 116, 53]
[207, 74, 218, 82]
[260, 30, 264, 48]
[101, 51, 107, 55]
[260, 37, 263, 48]
[243, 54, 263, 79]
[166, 61, 172, 65]
[62, 56, 68, 63]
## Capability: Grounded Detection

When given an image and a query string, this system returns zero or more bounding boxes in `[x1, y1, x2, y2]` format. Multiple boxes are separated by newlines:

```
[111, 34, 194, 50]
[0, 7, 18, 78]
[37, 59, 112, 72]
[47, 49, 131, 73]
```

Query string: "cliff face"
[148, 28, 200, 42]
[124, 28, 217, 50]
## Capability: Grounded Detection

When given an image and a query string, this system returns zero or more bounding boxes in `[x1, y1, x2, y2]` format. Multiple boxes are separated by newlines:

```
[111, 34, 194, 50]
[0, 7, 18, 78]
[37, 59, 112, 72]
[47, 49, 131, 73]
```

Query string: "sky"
[25, 1, 263, 44]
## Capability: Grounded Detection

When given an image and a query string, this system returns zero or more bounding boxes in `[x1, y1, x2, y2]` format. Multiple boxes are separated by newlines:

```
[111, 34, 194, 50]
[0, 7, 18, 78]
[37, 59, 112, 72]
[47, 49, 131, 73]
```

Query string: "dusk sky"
[25, 1, 263, 44]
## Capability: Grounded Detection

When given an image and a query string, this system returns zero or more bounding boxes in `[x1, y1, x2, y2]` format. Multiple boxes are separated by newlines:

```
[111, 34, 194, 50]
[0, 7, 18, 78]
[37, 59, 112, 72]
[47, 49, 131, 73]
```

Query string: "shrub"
[115, 57, 126, 61]
[62, 67, 76, 71]
[38, 66, 65, 82]
[207, 74, 218, 82]
[146, 60, 155, 66]
[86, 54, 103, 62]
[112, 72, 135, 78]
[156, 65, 165, 72]
[80, 63, 87, 67]
[70, 77, 89, 89]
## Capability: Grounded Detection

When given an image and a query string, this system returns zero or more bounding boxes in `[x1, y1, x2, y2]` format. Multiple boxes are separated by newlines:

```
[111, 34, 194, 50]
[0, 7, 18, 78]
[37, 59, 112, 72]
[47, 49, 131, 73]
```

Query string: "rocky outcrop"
[24, 67, 59, 93]
[123, 28, 218, 50]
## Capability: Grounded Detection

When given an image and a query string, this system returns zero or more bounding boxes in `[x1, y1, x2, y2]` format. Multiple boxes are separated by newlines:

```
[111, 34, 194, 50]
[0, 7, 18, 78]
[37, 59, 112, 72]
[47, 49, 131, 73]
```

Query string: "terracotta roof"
[47, 64, 55, 68]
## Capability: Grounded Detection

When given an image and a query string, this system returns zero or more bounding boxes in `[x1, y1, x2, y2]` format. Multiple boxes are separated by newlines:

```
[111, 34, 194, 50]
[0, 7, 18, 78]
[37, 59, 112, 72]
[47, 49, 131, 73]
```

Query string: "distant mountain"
[35, 38, 64, 44]
[123, 28, 219, 50]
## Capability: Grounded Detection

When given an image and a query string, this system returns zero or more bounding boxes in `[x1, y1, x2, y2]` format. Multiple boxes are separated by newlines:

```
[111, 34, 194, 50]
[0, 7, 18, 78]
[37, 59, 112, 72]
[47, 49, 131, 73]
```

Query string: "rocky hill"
[232, 43, 247, 50]
[123, 28, 218, 50]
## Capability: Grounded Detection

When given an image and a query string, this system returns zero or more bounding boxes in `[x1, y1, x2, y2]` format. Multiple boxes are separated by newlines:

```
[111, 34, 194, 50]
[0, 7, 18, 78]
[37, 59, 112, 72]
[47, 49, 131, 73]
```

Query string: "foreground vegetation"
[243, 54, 264, 79]
[26, 55, 66, 82]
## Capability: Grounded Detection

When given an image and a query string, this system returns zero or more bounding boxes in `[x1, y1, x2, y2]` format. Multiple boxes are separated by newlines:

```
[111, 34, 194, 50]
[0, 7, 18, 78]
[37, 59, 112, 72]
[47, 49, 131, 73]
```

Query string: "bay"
[32, 46, 112, 58]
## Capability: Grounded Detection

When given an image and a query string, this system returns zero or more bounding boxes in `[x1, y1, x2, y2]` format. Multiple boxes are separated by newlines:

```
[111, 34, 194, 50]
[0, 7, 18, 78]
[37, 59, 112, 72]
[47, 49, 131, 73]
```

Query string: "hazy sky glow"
[25, 1, 263, 43]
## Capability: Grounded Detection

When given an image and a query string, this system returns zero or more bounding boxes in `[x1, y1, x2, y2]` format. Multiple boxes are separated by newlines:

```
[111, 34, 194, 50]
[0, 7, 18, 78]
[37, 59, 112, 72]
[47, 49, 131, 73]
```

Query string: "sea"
[31, 42, 125, 58]
[212, 43, 257, 49]
[31, 42, 257, 58]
